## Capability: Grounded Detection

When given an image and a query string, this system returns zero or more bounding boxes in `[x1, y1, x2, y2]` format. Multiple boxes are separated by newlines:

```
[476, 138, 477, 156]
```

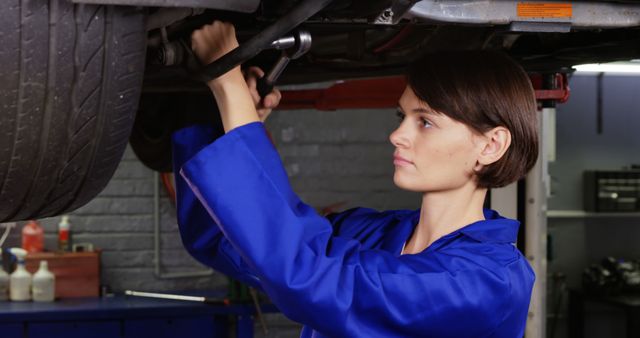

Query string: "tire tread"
[0, 1, 146, 221]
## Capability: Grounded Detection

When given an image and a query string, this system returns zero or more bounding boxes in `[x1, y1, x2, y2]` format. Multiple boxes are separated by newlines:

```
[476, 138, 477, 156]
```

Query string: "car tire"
[0, 1, 146, 222]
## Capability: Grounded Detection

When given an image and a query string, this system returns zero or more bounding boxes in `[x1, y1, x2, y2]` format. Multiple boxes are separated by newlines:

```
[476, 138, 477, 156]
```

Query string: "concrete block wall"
[2, 106, 420, 337]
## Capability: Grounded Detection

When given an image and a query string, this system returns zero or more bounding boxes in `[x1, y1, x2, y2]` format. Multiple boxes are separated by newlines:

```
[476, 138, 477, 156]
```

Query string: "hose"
[0, 223, 13, 248]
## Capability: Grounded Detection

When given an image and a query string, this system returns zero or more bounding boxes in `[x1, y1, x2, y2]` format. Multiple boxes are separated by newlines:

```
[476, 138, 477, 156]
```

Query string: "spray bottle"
[0, 249, 9, 301]
[9, 248, 31, 301]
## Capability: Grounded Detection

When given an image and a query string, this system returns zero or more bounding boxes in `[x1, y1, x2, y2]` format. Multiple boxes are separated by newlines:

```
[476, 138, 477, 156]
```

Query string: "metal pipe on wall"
[153, 172, 213, 279]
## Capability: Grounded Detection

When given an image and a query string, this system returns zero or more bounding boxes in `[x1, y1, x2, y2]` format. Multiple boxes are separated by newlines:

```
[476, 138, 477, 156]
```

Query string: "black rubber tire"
[0, 1, 146, 222]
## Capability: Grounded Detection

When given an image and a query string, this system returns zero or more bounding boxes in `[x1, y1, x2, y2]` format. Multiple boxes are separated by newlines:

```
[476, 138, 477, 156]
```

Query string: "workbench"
[0, 291, 279, 338]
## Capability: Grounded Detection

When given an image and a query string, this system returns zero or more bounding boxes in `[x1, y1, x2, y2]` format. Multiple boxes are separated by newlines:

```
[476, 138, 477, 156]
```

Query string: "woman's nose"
[389, 125, 409, 148]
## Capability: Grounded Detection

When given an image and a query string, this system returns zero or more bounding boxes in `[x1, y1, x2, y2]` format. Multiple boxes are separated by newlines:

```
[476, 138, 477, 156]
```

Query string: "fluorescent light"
[574, 62, 640, 74]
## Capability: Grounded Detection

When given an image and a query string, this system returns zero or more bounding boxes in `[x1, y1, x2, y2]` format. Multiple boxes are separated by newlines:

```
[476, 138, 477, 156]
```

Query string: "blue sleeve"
[179, 122, 512, 337]
[171, 125, 395, 289]
[172, 125, 262, 290]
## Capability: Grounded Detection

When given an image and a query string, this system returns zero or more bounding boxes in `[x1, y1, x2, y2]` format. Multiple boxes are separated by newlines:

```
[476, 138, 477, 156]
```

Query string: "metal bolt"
[374, 8, 394, 24]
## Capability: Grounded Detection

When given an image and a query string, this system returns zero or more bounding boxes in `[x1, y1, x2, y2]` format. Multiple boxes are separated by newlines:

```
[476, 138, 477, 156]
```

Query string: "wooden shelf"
[546, 210, 640, 218]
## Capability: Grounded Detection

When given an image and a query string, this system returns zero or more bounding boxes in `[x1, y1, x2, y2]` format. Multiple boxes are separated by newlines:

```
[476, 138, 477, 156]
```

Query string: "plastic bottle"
[22, 220, 44, 253]
[32, 260, 55, 302]
[0, 249, 9, 301]
[9, 248, 32, 301]
[58, 215, 71, 252]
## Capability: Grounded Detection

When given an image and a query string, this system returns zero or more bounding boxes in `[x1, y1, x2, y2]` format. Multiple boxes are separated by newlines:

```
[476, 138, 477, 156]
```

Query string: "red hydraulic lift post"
[278, 77, 406, 111]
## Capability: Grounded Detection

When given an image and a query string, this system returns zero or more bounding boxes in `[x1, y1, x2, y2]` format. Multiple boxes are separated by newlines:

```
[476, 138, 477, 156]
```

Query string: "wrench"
[156, 31, 310, 76]
[257, 30, 312, 98]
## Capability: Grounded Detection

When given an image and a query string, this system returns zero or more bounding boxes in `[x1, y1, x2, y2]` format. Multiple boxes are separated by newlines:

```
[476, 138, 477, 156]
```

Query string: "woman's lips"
[393, 155, 413, 166]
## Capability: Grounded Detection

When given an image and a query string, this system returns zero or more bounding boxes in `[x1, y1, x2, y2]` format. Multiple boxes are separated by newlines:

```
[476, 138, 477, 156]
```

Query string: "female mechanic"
[172, 21, 537, 337]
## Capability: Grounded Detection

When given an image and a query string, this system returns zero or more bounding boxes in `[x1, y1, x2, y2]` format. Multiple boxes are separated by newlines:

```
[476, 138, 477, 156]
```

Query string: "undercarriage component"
[72, 0, 260, 12]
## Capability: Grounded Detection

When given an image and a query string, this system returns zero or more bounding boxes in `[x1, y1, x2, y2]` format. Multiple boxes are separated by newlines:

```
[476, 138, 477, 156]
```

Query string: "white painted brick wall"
[267, 108, 420, 212]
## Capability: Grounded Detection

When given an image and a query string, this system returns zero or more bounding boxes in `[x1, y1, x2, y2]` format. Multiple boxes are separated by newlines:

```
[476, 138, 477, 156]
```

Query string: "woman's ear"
[476, 126, 511, 168]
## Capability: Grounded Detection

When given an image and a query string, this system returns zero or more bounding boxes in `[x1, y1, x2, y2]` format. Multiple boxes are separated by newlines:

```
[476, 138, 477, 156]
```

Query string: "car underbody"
[133, 0, 640, 91]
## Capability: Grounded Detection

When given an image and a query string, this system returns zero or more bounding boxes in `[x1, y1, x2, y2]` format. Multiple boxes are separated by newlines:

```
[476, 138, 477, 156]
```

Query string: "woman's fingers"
[263, 88, 282, 108]
[256, 88, 281, 122]
[245, 66, 265, 83]
[245, 67, 265, 106]
[191, 21, 239, 65]
[242, 67, 272, 122]
[244, 66, 281, 109]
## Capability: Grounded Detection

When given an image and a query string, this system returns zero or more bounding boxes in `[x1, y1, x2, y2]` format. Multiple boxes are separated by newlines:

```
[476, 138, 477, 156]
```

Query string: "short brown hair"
[406, 50, 539, 188]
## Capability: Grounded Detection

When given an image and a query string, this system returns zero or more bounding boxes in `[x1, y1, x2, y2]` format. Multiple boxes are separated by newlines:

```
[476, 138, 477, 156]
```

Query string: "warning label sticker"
[517, 3, 572, 18]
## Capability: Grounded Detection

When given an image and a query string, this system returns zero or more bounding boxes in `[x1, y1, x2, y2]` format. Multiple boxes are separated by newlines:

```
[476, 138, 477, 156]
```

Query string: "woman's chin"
[393, 175, 421, 192]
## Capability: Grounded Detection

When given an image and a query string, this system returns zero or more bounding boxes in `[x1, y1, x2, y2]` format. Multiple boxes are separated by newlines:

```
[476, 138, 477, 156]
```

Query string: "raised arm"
[170, 22, 281, 288]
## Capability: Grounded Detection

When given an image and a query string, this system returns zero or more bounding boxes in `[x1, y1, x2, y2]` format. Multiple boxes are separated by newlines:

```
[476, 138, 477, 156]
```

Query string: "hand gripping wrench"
[257, 30, 312, 98]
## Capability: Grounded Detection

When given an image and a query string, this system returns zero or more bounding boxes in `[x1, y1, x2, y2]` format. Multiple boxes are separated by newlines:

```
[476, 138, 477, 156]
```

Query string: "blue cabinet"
[0, 292, 278, 338]
[28, 321, 121, 338]
[0, 323, 22, 337]
[124, 316, 226, 337]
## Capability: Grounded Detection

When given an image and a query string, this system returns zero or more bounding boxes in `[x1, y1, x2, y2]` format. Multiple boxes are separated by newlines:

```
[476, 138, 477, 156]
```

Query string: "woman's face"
[389, 86, 484, 193]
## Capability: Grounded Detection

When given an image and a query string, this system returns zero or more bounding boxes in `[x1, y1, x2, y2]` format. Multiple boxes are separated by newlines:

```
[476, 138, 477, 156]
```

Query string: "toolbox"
[584, 170, 640, 212]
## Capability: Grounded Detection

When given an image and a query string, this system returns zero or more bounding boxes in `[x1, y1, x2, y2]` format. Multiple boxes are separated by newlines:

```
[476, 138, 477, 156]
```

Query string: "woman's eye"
[396, 110, 405, 123]
[420, 117, 432, 128]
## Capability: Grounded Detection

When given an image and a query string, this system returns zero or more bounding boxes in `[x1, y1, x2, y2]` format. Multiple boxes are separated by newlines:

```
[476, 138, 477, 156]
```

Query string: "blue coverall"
[172, 121, 535, 338]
